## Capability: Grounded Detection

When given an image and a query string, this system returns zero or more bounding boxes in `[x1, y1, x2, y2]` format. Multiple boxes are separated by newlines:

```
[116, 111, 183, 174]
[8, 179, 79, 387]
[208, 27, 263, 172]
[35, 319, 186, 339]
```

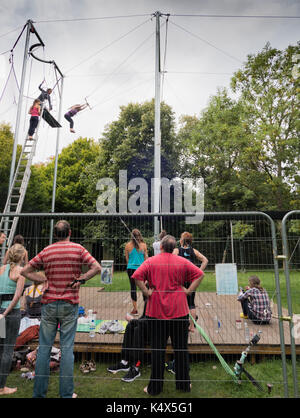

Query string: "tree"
[24, 137, 100, 212]
[179, 43, 300, 212]
[231, 42, 300, 210]
[81, 100, 180, 212]
[177, 88, 256, 211]
[0, 123, 21, 211]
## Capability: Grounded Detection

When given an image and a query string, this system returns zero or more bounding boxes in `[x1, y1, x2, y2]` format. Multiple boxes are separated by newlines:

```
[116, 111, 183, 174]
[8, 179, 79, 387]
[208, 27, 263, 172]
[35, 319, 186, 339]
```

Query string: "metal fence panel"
[281, 210, 300, 398]
[0, 212, 292, 398]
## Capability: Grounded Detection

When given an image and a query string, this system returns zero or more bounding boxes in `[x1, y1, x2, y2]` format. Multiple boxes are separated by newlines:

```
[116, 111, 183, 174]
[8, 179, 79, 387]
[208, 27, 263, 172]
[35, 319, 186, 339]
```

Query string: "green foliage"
[0, 123, 21, 211]
[178, 43, 300, 211]
[289, 220, 300, 234]
[80, 99, 180, 212]
[178, 88, 256, 211]
[24, 137, 100, 212]
[231, 42, 300, 210]
[232, 222, 254, 240]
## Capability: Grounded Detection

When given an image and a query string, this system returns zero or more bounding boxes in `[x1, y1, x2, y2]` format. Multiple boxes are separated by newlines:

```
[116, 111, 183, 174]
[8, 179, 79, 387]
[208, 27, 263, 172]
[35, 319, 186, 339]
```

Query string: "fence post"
[282, 210, 300, 398]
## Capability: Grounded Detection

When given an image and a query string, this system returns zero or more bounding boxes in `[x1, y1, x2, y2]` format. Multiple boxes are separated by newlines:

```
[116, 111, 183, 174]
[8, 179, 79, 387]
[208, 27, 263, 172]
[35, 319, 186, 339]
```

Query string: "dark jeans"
[0, 308, 21, 388]
[240, 299, 270, 325]
[64, 113, 74, 129]
[121, 317, 149, 366]
[146, 315, 190, 396]
[28, 116, 39, 136]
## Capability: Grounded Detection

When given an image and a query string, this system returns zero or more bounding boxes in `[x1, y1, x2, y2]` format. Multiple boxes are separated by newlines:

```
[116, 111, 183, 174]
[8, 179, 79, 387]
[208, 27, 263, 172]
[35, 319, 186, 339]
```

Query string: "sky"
[0, 0, 299, 164]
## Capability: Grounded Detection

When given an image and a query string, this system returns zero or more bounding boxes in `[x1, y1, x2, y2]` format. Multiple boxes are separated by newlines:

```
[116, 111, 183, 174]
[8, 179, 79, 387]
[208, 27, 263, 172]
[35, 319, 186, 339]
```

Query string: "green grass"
[88, 270, 300, 313]
[3, 359, 299, 398]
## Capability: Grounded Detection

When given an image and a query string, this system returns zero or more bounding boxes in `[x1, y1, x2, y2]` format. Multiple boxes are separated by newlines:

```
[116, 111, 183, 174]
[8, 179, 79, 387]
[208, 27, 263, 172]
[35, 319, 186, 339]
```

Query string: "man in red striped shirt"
[21, 220, 101, 398]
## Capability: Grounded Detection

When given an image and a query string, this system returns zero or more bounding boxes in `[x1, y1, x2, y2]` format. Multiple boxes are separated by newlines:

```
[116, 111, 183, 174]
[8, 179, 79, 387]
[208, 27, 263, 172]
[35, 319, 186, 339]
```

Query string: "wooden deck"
[65, 288, 300, 356]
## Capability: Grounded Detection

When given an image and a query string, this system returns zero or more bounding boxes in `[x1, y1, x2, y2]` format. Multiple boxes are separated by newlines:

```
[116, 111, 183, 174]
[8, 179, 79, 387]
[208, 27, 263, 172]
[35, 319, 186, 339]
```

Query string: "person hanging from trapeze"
[64, 103, 88, 133]
[37, 82, 53, 111]
[27, 99, 41, 140]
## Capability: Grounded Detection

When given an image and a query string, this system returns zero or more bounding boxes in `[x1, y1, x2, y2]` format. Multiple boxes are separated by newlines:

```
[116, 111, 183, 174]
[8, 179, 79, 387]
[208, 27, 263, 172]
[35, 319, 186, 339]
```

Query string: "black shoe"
[121, 366, 141, 382]
[107, 362, 130, 374]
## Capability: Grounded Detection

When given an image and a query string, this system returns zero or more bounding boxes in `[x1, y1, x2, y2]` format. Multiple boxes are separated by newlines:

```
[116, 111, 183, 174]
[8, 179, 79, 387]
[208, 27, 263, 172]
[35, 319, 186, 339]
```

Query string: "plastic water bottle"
[214, 316, 221, 333]
[244, 322, 250, 343]
[89, 311, 96, 338]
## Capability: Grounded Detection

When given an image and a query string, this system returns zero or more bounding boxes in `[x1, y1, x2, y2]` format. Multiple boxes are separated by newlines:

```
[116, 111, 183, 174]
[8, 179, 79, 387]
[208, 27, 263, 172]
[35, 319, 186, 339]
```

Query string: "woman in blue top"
[125, 229, 148, 316]
[0, 244, 26, 396]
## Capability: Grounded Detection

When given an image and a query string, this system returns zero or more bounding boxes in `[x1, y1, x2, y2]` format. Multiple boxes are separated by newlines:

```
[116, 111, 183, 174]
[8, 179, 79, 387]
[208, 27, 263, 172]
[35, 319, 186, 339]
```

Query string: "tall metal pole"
[49, 76, 64, 244]
[8, 20, 32, 190]
[1, 20, 32, 261]
[154, 11, 161, 239]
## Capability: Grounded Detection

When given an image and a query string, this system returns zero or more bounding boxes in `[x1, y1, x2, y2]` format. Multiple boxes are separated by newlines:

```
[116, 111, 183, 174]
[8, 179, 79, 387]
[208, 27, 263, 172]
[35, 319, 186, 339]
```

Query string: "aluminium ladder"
[0, 105, 44, 262]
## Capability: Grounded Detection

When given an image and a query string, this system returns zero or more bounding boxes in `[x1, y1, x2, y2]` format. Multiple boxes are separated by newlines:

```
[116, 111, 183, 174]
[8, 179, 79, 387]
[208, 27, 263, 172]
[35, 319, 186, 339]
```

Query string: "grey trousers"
[0, 308, 21, 388]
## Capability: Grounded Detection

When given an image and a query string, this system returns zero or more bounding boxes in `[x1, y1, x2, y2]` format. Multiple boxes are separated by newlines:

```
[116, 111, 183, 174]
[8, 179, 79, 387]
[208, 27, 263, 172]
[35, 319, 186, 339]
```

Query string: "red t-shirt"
[29, 240, 97, 305]
[132, 253, 204, 319]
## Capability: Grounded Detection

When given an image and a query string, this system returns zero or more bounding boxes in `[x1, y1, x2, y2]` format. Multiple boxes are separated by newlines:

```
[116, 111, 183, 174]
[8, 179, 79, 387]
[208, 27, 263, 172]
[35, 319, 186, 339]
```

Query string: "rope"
[169, 20, 242, 64]
[64, 18, 152, 76]
[0, 53, 19, 104]
[170, 13, 300, 19]
[34, 14, 152, 24]
[85, 27, 156, 102]
[189, 314, 239, 383]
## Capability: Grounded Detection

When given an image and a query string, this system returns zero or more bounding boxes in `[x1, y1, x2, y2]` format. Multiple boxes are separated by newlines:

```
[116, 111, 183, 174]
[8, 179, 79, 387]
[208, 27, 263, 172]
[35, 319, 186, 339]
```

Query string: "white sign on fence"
[215, 263, 238, 295]
[101, 260, 114, 285]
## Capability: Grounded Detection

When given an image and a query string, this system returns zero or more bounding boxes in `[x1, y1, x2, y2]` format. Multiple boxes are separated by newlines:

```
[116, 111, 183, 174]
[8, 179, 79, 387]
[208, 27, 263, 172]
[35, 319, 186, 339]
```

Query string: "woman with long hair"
[64, 103, 88, 133]
[3, 235, 28, 266]
[238, 275, 271, 324]
[0, 244, 26, 395]
[125, 229, 148, 315]
[28, 99, 41, 139]
[173, 231, 208, 332]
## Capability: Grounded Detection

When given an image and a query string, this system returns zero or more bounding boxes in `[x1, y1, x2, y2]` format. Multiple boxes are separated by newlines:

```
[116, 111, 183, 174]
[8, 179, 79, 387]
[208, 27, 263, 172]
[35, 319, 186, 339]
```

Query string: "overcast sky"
[0, 0, 299, 163]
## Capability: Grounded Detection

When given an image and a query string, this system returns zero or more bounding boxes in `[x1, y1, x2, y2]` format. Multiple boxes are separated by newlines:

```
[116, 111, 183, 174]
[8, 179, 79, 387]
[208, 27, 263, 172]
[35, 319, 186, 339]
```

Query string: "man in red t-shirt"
[21, 220, 101, 398]
[132, 234, 204, 396]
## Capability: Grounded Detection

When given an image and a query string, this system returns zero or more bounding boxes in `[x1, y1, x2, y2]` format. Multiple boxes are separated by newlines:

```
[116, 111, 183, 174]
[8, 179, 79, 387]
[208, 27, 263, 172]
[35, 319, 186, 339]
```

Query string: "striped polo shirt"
[29, 240, 97, 305]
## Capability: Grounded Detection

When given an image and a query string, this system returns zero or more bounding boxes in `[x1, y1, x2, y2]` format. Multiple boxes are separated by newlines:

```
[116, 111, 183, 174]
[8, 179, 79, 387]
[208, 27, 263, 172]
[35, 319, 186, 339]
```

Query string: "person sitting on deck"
[238, 275, 272, 325]
[107, 303, 149, 383]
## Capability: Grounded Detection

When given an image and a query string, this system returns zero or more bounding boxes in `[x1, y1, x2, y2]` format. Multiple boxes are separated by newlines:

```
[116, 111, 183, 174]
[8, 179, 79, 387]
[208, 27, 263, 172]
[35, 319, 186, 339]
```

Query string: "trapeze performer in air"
[64, 103, 88, 133]
[37, 81, 53, 111]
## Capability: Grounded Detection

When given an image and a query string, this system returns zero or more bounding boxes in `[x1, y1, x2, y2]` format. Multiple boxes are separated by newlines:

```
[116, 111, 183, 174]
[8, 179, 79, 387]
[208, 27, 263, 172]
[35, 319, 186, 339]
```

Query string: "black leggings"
[184, 282, 195, 309]
[127, 269, 137, 302]
[64, 113, 74, 129]
[121, 316, 149, 365]
[28, 116, 39, 136]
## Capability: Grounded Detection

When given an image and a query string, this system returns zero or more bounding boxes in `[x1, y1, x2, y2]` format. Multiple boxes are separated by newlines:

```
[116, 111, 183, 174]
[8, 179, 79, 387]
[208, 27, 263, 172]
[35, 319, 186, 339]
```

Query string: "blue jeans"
[33, 301, 78, 398]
